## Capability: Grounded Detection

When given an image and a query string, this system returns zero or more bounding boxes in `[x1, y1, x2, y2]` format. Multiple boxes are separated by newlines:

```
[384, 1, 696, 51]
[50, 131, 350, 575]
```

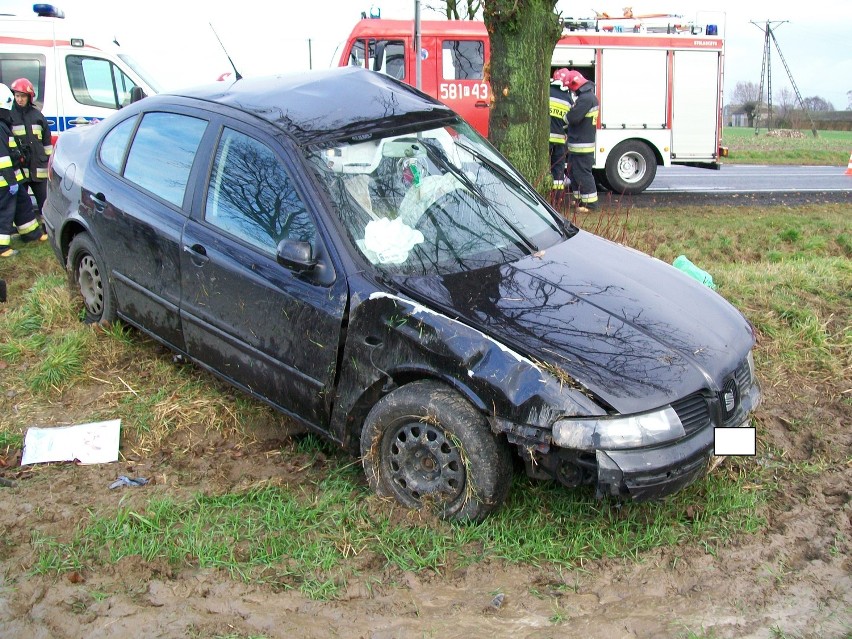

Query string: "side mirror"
[373, 41, 386, 72]
[130, 87, 147, 103]
[277, 238, 317, 273]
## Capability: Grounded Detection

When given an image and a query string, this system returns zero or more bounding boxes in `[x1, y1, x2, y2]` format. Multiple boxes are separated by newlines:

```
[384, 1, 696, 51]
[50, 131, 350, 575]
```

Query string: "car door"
[89, 109, 209, 350]
[179, 122, 348, 428]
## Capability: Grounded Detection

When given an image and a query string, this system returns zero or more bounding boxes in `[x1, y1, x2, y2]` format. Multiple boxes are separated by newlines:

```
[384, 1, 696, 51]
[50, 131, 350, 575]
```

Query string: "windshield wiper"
[418, 138, 486, 202]
[455, 140, 573, 237]
[454, 141, 540, 202]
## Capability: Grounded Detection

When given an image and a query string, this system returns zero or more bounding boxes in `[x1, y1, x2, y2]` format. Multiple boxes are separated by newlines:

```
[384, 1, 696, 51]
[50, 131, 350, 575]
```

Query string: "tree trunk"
[484, 0, 560, 192]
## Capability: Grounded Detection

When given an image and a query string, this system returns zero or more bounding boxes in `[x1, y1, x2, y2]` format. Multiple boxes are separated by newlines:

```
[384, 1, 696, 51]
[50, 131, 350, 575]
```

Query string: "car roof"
[162, 66, 457, 145]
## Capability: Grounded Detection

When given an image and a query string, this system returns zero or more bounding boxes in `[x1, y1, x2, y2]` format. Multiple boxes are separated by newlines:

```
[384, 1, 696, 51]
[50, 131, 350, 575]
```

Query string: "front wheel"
[67, 233, 116, 324]
[360, 380, 512, 522]
[604, 140, 657, 195]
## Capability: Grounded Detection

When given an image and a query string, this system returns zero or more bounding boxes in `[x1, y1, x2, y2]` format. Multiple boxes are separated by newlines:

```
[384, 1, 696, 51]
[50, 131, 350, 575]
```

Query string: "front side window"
[346, 39, 405, 80]
[442, 40, 485, 80]
[204, 127, 316, 254]
[66, 55, 141, 109]
[123, 112, 207, 207]
[308, 121, 566, 276]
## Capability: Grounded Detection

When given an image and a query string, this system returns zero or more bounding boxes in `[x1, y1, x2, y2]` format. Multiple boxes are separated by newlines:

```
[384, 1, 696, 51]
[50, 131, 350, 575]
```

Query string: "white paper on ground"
[21, 419, 121, 465]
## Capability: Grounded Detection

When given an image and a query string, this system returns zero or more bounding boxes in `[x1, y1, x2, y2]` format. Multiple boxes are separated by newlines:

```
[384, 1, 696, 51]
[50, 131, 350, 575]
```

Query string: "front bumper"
[595, 422, 714, 501]
[592, 371, 761, 501]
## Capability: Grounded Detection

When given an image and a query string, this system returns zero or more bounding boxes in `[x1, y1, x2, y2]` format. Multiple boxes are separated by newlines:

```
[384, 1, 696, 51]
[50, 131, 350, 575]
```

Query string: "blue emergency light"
[33, 4, 65, 19]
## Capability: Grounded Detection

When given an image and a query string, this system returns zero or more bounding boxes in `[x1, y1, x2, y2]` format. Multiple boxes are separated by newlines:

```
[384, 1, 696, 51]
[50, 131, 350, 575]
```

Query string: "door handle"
[474, 101, 489, 109]
[90, 192, 106, 212]
[183, 243, 209, 265]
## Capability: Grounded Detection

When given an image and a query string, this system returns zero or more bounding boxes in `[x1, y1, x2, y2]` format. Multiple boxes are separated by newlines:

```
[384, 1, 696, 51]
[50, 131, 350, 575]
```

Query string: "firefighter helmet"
[565, 70, 588, 91]
[0, 84, 13, 111]
[552, 68, 572, 88]
[10, 77, 36, 99]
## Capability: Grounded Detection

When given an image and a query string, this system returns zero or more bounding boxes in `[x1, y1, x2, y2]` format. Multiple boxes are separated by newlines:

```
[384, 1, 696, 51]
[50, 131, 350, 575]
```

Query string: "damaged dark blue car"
[44, 67, 760, 522]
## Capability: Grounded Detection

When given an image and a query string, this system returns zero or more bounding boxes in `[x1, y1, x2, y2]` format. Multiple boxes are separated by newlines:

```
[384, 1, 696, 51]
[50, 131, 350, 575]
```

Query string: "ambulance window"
[0, 54, 45, 106]
[66, 55, 141, 110]
[123, 112, 208, 208]
[442, 40, 484, 80]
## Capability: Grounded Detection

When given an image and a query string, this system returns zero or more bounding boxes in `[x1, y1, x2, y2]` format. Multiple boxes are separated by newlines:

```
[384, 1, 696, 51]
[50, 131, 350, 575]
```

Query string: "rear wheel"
[360, 380, 512, 522]
[605, 140, 657, 195]
[67, 233, 115, 324]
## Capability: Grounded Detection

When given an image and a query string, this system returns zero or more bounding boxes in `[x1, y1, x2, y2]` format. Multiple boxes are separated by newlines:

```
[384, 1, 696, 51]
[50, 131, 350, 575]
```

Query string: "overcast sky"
[2, 0, 850, 109]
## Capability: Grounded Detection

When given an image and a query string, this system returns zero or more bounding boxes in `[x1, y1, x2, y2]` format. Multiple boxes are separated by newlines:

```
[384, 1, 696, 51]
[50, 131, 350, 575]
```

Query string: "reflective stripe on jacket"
[564, 82, 599, 154]
[11, 103, 53, 181]
[0, 120, 24, 188]
[549, 83, 572, 144]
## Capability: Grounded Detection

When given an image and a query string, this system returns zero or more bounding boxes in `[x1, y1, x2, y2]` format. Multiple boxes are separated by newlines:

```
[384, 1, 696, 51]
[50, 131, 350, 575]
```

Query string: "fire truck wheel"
[605, 140, 657, 195]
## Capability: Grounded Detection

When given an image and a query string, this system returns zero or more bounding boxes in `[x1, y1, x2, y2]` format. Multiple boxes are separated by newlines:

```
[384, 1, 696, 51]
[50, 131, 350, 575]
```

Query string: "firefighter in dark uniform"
[11, 77, 53, 219]
[0, 83, 43, 257]
[563, 70, 600, 211]
[549, 68, 573, 192]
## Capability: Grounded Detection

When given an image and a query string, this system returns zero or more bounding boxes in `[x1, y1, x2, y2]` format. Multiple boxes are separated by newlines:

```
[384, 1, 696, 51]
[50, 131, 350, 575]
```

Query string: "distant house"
[723, 104, 752, 128]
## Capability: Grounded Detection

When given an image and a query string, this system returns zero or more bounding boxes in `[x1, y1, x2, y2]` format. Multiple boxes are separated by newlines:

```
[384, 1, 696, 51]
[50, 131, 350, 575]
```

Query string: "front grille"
[734, 357, 752, 391]
[671, 393, 710, 436]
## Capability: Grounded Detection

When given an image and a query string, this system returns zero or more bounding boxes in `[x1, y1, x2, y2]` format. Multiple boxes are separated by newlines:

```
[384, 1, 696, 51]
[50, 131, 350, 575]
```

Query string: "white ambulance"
[0, 3, 159, 142]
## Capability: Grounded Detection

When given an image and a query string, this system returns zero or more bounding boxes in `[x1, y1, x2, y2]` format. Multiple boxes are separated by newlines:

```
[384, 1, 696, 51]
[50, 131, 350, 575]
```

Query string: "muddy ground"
[1, 357, 849, 639]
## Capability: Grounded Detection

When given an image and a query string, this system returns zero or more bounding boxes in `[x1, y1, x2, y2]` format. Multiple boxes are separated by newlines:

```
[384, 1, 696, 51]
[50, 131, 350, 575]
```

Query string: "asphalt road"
[610, 164, 852, 208]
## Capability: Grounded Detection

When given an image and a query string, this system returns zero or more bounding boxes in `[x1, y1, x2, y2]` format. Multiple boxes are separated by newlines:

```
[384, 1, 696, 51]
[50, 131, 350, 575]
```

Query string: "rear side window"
[204, 127, 316, 254]
[123, 112, 207, 208]
[99, 116, 138, 173]
[442, 40, 485, 80]
[66, 55, 141, 109]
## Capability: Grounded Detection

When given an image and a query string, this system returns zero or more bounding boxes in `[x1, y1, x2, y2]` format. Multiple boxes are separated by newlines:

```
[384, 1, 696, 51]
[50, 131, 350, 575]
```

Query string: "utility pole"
[751, 20, 817, 137]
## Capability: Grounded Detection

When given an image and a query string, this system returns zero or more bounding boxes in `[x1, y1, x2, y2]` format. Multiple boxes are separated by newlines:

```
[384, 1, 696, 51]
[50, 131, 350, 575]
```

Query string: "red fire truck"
[338, 15, 727, 194]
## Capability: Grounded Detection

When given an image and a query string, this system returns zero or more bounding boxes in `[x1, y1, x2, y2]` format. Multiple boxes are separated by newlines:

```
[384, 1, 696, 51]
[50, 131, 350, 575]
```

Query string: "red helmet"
[565, 70, 588, 91]
[552, 67, 572, 88]
[10, 77, 35, 98]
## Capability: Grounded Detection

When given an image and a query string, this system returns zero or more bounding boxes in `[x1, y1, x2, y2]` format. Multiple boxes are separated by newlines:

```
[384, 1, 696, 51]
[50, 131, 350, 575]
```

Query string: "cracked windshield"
[308, 122, 567, 275]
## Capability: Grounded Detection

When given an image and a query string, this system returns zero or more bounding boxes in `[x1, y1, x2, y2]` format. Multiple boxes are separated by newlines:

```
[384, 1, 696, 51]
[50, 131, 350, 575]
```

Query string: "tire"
[67, 233, 116, 324]
[360, 380, 512, 522]
[604, 140, 657, 195]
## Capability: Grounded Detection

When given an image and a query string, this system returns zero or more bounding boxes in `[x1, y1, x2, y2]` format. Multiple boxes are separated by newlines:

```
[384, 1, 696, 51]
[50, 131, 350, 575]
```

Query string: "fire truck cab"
[0, 4, 159, 142]
[339, 15, 726, 194]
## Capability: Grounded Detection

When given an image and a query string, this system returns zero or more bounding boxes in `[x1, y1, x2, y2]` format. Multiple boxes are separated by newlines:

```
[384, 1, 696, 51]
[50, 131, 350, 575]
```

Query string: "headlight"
[552, 406, 685, 451]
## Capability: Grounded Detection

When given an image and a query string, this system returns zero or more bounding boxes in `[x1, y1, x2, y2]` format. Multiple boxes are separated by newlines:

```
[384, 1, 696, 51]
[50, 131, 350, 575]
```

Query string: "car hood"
[394, 231, 755, 415]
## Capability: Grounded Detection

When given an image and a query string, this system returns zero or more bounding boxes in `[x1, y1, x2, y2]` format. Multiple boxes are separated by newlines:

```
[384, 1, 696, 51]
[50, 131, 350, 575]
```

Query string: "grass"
[722, 127, 852, 165]
[2, 203, 850, 599]
[29, 462, 764, 599]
